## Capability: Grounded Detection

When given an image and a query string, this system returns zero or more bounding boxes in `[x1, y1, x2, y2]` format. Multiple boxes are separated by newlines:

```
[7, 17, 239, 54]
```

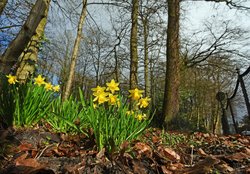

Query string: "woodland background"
[1, 0, 250, 133]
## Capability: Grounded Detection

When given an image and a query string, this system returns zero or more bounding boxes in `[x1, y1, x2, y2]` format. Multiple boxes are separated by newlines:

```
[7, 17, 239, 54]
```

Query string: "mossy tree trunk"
[0, 0, 49, 75]
[142, 16, 150, 97]
[130, 0, 139, 89]
[16, 0, 51, 82]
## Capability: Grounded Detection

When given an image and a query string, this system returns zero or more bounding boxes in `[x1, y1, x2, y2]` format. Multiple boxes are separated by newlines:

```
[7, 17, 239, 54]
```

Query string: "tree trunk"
[62, 0, 87, 101]
[143, 16, 150, 97]
[0, 0, 7, 15]
[0, 0, 48, 74]
[163, 0, 180, 126]
[16, 0, 51, 82]
[130, 0, 139, 89]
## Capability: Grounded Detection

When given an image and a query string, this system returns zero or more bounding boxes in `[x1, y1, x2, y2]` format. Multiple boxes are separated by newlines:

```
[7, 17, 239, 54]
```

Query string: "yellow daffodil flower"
[135, 113, 147, 121]
[108, 94, 118, 105]
[126, 110, 134, 116]
[34, 75, 45, 86]
[92, 86, 106, 96]
[129, 88, 144, 101]
[6, 74, 18, 84]
[137, 97, 151, 108]
[93, 91, 108, 104]
[116, 99, 121, 108]
[106, 79, 119, 94]
[93, 103, 98, 109]
[44, 82, 53, 91]
[53, 85, 60, 92]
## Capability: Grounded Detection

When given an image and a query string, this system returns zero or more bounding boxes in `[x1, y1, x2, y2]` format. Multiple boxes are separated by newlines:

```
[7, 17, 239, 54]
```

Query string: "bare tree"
[62, 0, 87, 101]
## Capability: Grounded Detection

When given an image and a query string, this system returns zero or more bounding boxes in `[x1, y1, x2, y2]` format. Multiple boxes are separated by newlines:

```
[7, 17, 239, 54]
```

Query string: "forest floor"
[0, 127, 250, 174]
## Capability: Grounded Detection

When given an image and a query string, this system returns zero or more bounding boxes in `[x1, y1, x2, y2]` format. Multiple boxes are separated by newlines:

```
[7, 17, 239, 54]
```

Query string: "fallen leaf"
[181, 156, 220, 174]
[197, 148, 207, 156]
[158, 146, 180, 162]
[134, 142, 152, 158]
[161, 165, 173, 174]
[15, 153, 28, 163]
[16, 158, 41, 168]
[215, 162, 234, 173]
[18, 143, 34, 152]
[169, 162, 184, 171]
[132, 160, 147, 174]
[226, 152, 250, 162]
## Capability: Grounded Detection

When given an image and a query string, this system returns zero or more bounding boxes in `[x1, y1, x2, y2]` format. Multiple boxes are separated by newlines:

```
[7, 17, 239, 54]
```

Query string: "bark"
[0, 0, 48, 74]
[0, 0, 7, 15]
[163, 0, 180, 125]
[142, 16, 150, 97]
[62, 0, 87, 101]
[130, 0, 139, 89]
[16, 0, 51, 82]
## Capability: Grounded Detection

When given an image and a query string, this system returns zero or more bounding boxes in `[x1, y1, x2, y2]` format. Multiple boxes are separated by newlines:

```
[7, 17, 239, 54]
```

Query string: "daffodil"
[93, 91, 108, 104]
[44, 82, 53, 91]
[53, 85, 60, 92]
[6, 74, 18, 84]
[34, 75, 45, 86]
[106, 79, 119, 94]
[137, 97, 150, 108]
[129, 88, 144, 101]
[93, 103, 98, 109]
[135, 113, 147, 121]
[108, 94, 118, 105]
[92, 86, 106, 96]
[126, 110, 134, 116]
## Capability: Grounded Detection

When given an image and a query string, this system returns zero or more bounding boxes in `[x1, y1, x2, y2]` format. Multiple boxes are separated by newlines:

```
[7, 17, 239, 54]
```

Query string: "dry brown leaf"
[161, 165, 173, 174]
[169, 162, 184, 171]
[197, 148, 207, 156]
[158, 146, 180, 162]
[132, 160, 147, 174]
[215, 162, 234, 173]
[238, 137, 249, 144]
[134, 142, 152, 158]
[15, 152, 28, 163]
[16, 158, 41, 168]
[181, 156, 220, 174]
[226, 152, 250, 162]
[152, 135, 161, 144]
[243, 147, 250, 155]
[18, 143, 34, 152]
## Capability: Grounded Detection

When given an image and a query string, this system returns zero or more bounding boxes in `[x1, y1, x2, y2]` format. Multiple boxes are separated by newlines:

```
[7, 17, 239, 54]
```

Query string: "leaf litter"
[0, 127, 250, 174]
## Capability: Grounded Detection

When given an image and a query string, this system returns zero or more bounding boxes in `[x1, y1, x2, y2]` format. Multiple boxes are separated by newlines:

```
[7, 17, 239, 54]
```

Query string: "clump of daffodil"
[137, 97, 150, 108]
[92, 79, 121, 106]
[106, 79, 119, 94]
[6, 74, 18, 84]
[129, 88, 144, 101]
[34, 75, 45, 86]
